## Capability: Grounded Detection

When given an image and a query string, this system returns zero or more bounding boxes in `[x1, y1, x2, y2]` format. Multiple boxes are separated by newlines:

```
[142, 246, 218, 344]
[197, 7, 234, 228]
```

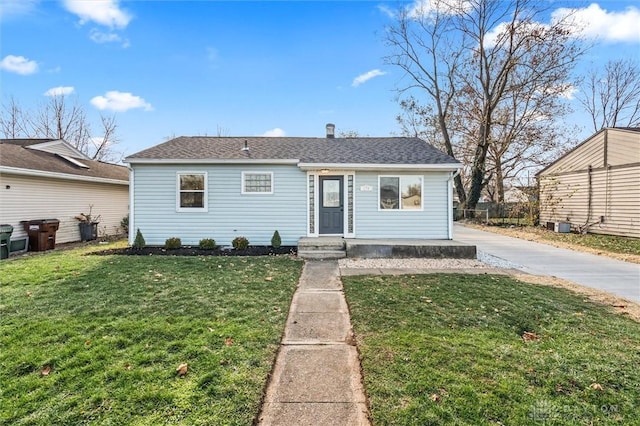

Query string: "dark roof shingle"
[126, 136, 459, 165]
[0, 140, 129, 182]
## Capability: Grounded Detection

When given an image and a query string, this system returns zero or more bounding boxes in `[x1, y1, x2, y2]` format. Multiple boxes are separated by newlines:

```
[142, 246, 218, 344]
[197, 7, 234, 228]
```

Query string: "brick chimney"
[326, 123, 335, 138]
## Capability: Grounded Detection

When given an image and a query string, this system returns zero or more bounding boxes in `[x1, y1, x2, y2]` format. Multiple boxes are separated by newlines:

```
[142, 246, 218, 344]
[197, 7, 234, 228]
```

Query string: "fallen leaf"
[85, 340, 91, 346]
[522, 331, 539, 342]
[590, 383, 603, 390]
[429, 393, 441, 402]
[41, 365, 51, 376]
[207, 327, 214, 332]
[264, 277, 273, 281]
[176, 363, 188, 376]
[224, 337, 234, 346]
[26, 291, 32, 297]
[556, 384, 564, 393]
[219, 359, 228, 365]
[124, 363, 132, 370]
[154, 273, 163, 277]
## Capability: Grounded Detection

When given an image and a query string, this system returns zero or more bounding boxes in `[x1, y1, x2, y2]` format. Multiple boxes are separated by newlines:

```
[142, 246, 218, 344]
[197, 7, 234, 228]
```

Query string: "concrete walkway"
[258, 260, 370, 425]
[454, 224, 640, 302]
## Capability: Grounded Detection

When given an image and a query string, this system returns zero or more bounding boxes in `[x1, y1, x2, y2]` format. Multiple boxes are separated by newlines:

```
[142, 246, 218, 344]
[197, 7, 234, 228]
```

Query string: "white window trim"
[241, 171, 274, 194]
[176, 171, 208, 212]
[378, 175, 424, 212]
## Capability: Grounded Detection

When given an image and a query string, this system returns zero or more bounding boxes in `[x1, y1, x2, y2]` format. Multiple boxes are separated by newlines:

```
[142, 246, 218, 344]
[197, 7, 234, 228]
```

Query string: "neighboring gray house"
[124, 125, 461, 246]
[0, 139, 129, 245]
[538, 127, 640, 238]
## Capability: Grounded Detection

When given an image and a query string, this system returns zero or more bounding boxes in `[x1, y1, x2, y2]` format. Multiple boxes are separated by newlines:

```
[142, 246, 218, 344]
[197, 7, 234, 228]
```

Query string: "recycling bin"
[0, 224, 13, 259]
[21, 219, 60, 252]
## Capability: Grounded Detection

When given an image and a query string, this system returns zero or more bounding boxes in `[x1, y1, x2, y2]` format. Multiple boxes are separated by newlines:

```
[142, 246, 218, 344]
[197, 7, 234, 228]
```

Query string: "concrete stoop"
[257, 260, 371, 426]
[297, 237, 347, 260]
[298, 237, 477, 260]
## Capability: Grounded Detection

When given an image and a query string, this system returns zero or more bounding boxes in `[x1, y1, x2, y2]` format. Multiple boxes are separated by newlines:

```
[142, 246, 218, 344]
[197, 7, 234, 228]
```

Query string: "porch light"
[320, 169, 330, 175]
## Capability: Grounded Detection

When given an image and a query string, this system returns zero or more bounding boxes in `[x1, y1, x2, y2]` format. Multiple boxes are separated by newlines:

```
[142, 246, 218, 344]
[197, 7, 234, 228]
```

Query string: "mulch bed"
[91, 246, 297, 257]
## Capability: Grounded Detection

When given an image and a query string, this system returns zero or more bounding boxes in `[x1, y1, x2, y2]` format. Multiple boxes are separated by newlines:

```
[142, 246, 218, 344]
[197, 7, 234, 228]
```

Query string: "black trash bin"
[79, 222, 99, 241]
[21, 219, 60, 252]
[0, 224, 13, 259]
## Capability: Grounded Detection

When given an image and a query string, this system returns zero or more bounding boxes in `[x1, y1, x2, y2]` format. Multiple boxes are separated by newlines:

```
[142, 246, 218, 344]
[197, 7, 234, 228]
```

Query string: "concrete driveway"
[454, 224, 640, 302]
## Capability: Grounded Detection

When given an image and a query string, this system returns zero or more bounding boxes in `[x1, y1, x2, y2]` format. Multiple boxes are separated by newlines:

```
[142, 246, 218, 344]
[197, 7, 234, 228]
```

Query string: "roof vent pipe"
[241, 140, 249, 151]
[326, 123, 335, 139]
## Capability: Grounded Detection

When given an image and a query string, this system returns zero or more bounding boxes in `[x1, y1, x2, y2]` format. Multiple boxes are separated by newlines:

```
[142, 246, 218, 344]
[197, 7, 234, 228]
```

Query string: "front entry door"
[319, 176, 344, 234]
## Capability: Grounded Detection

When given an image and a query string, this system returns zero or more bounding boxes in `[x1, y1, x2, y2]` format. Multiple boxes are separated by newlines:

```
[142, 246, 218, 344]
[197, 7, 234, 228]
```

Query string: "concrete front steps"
[298, 237, 476, 260]
[297, 237, 346, 260]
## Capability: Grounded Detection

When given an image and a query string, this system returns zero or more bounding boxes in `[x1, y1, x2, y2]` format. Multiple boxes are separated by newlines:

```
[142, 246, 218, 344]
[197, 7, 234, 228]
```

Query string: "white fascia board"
[26, 139, 90, 160]
[298, 162, 461, 171]
[0, 166, 128, 185]
[125, 158, 299, 165]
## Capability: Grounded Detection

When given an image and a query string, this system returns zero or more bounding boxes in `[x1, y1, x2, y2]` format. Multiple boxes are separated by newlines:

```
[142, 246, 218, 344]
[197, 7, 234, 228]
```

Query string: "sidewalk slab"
[284, 312, 351, 343]
[259, 402, 370, 426]
[299, 261, 342, 290]
[264, 345, 365, 403]
[290, 291, 349, 312]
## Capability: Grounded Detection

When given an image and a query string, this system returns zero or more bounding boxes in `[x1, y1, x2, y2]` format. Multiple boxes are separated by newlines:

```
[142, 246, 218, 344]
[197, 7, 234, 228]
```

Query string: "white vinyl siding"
[0, 173, 129, 244]
[132, 164, 307, 246]
[355, 171, 449, 239]
[241, 171, 273, 194]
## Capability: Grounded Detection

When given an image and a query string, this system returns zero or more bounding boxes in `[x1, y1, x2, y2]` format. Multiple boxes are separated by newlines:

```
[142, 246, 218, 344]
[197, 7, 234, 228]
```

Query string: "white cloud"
[44, 86, 75, 96]
[262, 128, 286, 137]
[89, 29, 130, 47]
[377, 4, 396, 19]
[552, 3, 640, 43]
[0, 55, 38, 75]
[90, 91, 153, 112]
[352, 69, 387, 87]
[0, 0, 39, 19]
[63, 0, 132, 29]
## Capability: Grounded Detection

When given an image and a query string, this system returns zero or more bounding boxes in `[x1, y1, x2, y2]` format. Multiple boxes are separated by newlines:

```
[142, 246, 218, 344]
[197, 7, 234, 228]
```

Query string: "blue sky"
[1, 0, 639, 158]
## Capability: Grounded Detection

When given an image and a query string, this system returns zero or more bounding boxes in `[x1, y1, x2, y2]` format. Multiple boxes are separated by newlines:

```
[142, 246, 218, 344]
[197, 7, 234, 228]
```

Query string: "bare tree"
[578, 58, 640, 132]
[386, 0, 586, 210]
[0, 95, 122, 162]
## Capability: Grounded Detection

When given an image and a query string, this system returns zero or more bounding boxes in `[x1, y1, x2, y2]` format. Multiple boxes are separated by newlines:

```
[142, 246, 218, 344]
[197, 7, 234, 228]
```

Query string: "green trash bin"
[0, 224, 13, 259]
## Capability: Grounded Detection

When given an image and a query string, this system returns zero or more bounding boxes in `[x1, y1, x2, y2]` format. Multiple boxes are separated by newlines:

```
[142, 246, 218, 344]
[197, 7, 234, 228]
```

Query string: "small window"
[242, 172, 273, 194]
[379, 175, 423, 211]
[177, 172, 207, 211]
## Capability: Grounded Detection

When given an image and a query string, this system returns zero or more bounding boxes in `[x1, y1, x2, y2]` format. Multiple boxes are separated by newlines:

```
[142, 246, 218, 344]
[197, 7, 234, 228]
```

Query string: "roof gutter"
[0, 166, 129, 185]
[125, 158, 300, 165]
[298, 162, 461, 171]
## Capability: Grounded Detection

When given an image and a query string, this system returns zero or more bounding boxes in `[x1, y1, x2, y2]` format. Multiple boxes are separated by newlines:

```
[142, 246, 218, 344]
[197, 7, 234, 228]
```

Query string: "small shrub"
[232, 236, 249, 250]
[199, 238, 216, 250]
[271, 230, 282, 248]
[120, 215, 129, 234]
[165, 237, 182, 250]
[133, 228, 146, 249]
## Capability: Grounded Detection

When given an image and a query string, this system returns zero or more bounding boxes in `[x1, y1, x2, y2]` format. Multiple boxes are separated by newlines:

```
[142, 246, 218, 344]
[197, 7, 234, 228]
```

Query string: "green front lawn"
[344, 274, 640, 425]
[0, 245, 302, 425]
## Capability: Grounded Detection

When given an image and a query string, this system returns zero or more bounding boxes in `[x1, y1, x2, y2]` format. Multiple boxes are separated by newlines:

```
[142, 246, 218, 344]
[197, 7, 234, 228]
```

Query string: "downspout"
[128, 166, 135, 245]
[447, 169, 461, 239]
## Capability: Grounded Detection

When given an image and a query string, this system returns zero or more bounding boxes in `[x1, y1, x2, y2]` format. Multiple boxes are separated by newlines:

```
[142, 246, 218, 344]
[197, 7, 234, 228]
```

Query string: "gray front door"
[319, 176, 344, 234]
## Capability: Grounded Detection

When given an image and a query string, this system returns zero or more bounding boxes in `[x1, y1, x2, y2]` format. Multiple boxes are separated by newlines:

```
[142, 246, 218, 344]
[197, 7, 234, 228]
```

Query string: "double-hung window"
[177, 172, 207, 211]
[379, 175, 423, 210]
[242, 171, 273, 194]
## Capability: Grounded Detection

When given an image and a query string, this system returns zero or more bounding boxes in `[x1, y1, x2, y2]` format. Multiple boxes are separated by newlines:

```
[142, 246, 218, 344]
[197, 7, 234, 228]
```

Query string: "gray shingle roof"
[1, 139, 129, 182]
[125, 136, 460, 165]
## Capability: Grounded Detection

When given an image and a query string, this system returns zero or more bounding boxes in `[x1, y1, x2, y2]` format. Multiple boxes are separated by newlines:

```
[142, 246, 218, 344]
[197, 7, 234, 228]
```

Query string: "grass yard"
[0, 245, 302, 425]
[344, 274, 640, 425]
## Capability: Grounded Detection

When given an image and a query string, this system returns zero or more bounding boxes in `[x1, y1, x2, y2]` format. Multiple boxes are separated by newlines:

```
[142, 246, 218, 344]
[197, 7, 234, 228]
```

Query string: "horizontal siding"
[543, 132, 604, 175]
[0, 173, 129, 244]
[606, 129, 640, 166]
[354, 171, 450, 239]
[539, 165, 640, 238]
[132, 164, 307, 246]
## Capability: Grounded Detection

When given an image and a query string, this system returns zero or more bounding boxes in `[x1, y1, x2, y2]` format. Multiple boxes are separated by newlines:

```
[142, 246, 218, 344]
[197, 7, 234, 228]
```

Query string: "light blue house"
[124, 125, 460, 247]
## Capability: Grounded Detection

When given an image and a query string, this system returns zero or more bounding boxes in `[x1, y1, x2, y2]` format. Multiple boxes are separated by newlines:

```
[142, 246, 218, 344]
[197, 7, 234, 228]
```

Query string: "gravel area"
[338, 257, 492, 269]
